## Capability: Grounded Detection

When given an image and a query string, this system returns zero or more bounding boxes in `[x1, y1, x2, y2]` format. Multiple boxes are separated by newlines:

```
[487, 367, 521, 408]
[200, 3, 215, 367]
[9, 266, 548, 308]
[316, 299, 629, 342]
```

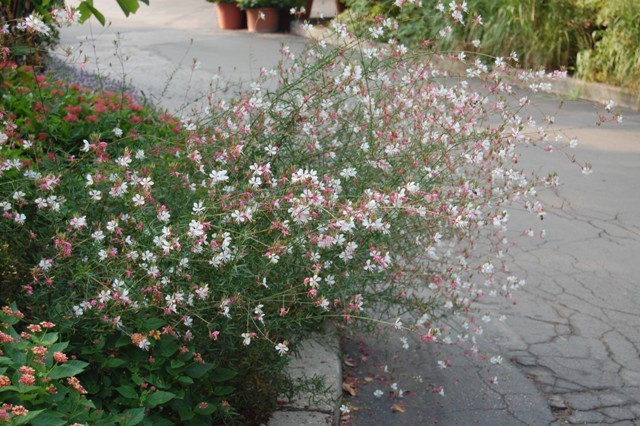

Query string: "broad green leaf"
[169, 360, 185, 369]
[120, 407, 145, 426]
[78, 1, 106, 25]
[102, 357, 128, 368]
[30, 411, 66, 426]
[194, 402, 217, 416]
[115, 334, 131, 348]
[176, 375, 194, 385]
[213, 385, 235, 396]
[178, 404, 195, 421]
[116, 385, 139, 399]
[156, 337, 178, 357]
[143, 317, 165, 331]
[12, 410, 44, 425]
[39, 332, 59, 345]
[50, 342, 69, 353]
[212, 367, 237, 382]
[184, 362, 213, 379]
[48, 360, 89, 379]
[146, 390, 176, 407]
[142, 416, 174, 426]
[116, 0, 141, 16]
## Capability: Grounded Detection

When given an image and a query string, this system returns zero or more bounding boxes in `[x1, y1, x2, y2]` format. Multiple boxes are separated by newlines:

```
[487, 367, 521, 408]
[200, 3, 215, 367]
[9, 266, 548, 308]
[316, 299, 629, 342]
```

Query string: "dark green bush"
[577, 0, 640, 91]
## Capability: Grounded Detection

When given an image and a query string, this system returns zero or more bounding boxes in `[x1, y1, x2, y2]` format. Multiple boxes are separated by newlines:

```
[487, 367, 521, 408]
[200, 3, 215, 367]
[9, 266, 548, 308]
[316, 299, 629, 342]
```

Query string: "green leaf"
[212, 367, 237, 382]
[143, 317, 165, 331]
[116, 0, 141, 16]
[115, 335, 131, 348]
[142, 416, 173, 426]
[78, 1, 106, 25]
[178, 404, 195, 421]
[30, 411, 67, 426]
[176, 376, 194, 385]
[146, 390, 176, 407]
[39, 332, 59, 345]
[50, 342, 69, 353]
[12, 410, 44, 425]
[156, 337, 178, 357]
[184, 362, 213, 379]
[120, 407, 145, 426]
[213, 385, 235, 396]
[169, 360, 185, 369]
[116, 385, 139, 399]
[103, 357, 128, 368]
[48, 360, 89, 379]
[194, 402, 217, 416]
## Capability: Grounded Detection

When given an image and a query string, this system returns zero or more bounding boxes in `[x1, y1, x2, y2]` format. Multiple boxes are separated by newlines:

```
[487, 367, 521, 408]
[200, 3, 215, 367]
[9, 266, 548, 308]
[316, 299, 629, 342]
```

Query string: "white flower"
[490, 355, 503, 365]
[113, 127, 123, 137]
[394, 317, 403, 330]
[605, 100, 615, 112]
[373, 389, 384, 398]
[209, 170, 229, 185]
[132, 194, 145, 207]
[339, 168, 357, 179]
[38, 258, 53, 271]
[69, 216, 87, 230]
[92, 230, 105, 242]
[241, 332, 253, 346]
[193, 201, 206, 214]
[275, 342, 289, 356]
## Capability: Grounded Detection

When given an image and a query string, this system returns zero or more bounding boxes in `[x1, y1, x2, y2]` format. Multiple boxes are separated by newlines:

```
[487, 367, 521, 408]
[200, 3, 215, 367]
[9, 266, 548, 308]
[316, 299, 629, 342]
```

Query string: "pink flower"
[19, 374, 35, 386]
[53, 352, 68, 363]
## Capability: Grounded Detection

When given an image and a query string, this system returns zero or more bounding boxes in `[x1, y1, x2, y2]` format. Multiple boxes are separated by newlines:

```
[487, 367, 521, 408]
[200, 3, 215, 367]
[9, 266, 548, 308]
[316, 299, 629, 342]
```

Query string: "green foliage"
[576, 0, 640, 91]
[236, 0, 300, 10]
[344, 0, 639, 90]
[72, 331, 235, 424]
[0, 304, 116, 425]
[0, 0, 65, 67]
[77, 0, 150, 25]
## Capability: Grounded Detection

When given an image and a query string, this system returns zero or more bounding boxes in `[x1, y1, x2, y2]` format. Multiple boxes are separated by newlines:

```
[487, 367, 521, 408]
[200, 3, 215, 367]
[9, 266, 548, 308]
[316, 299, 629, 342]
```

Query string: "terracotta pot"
[216, 3, 245, 30]
[246, 7, 280, 32]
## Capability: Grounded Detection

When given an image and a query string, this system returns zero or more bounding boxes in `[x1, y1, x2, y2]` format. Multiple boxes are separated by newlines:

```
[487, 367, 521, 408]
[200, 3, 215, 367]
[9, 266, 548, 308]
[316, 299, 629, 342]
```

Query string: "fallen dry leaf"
[342, 381, 358, 396]
[391, 403, 405, 413]
[343, 358, 357, 367]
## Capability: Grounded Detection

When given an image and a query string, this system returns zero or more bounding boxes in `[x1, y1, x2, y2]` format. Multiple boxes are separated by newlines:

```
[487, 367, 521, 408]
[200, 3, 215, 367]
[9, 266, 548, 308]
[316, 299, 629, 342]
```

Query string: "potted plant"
[237, 0, 284, 32]
[207, 0, 245, 30]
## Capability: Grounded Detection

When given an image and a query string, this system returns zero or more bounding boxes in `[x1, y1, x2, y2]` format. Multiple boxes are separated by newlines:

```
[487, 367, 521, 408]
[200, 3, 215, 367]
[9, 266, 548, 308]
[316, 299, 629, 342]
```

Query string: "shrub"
[0, 5, 621, 424]
[576, 0, 640, 91]
[0, 1, 72, 67]
[0, 304, 113, 425]
[343, 0, 596, 71]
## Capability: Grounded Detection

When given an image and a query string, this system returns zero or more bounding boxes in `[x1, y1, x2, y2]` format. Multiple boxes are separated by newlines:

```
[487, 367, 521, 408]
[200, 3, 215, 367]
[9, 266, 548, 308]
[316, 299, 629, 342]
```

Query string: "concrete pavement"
[57, 1, 640, 425]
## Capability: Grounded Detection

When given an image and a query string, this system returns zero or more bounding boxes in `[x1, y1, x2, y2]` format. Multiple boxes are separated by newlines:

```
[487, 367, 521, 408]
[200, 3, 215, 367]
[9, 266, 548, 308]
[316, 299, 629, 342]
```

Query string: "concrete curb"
[547, 77, 640, 111]
[268, 327, 342, 426]
[269, 333, 342, 426]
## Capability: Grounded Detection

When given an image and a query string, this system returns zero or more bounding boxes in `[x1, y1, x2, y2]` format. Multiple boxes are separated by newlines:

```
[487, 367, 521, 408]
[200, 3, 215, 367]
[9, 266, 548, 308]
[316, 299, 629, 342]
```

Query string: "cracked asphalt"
[343, 98, 640, 425]
[485, 97, 640, 425]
